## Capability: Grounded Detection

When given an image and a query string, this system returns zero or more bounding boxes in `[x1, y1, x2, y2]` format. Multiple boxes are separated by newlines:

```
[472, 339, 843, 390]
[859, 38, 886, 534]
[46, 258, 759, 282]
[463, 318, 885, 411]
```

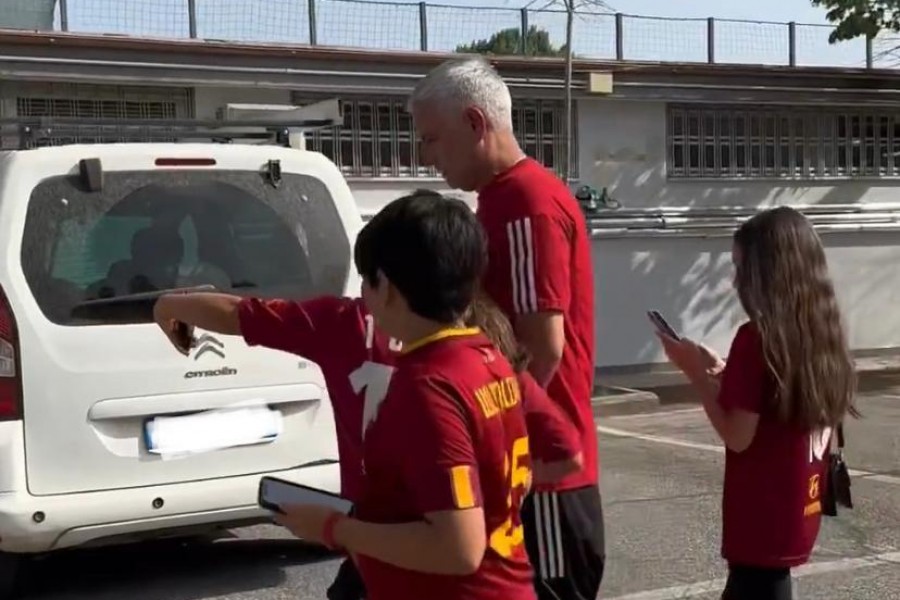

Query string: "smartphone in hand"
[647, 310, 681, 341]
[172, 321, 197, 354]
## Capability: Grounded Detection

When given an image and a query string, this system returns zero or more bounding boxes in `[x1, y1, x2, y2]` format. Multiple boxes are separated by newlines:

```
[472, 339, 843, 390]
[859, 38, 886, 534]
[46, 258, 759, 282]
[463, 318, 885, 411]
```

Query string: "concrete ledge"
[591, 385, 659, 418]
[596, 348, 900, 392]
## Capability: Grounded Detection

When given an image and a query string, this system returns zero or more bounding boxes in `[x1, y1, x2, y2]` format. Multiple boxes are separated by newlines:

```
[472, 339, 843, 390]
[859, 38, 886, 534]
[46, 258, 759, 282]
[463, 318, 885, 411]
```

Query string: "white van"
[0, 138, 362, 590]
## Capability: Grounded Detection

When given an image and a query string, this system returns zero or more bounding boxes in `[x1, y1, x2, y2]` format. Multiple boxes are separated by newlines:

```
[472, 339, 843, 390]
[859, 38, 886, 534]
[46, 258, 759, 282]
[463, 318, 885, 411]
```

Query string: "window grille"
[668, 104, 900, 179]
[300, 96, 577, 179]
[11, 83, 193, 147]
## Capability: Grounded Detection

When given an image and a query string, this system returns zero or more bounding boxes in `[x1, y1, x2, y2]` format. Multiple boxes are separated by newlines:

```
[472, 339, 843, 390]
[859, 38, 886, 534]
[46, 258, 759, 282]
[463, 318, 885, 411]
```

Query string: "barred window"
[12, 83, 193, 147]
[302, 96, 576, 179]
[667, 105, 900, 179]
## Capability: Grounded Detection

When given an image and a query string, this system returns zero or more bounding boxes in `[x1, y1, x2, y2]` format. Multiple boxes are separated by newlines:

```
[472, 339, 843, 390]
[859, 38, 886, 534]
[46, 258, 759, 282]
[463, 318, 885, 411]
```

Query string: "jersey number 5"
[489, 436, 532, 558]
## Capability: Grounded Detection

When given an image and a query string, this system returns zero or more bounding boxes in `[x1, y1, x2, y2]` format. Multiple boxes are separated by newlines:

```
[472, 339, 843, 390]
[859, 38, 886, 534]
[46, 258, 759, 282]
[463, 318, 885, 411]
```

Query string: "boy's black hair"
[354, 189, 486, 324]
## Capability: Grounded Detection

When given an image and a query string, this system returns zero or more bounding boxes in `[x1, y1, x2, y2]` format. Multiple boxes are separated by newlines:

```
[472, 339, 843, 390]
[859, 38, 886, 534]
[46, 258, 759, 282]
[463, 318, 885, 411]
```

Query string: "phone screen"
[648, 310, 681, 341]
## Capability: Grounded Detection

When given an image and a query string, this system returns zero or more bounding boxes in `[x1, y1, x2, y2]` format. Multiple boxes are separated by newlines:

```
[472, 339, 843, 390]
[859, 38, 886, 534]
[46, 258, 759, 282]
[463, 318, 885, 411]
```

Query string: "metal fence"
[0, 0, 883, 69]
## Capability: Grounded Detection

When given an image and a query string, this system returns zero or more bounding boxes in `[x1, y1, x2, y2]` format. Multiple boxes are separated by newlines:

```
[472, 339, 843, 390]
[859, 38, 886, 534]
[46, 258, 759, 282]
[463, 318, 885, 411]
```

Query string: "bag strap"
[836, 423, 845, 450]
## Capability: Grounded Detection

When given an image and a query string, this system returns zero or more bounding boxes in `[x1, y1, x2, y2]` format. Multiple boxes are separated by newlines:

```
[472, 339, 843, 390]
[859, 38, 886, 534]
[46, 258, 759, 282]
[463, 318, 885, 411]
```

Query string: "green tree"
[812, 0, 900, 42]
[455, 26, 567, 57]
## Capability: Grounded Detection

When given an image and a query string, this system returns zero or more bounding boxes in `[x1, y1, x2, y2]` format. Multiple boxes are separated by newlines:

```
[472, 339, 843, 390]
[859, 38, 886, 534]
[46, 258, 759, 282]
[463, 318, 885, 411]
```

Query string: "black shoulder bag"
[822, 424, 853, 517]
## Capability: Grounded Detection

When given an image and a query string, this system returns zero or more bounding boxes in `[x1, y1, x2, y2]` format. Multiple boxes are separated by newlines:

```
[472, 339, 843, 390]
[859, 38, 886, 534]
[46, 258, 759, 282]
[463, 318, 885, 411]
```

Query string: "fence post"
[707, 17, 715, 63]
[520, 8, 529, 55]
[187, 0, 197, 38]
[615, 13, 624, 60]
[308, 0, 318, 45]
[419, 2, 428, 51]
[788, 21, 796, 66]
[57, 0, 69, 32]
[866, 34, 873, 68]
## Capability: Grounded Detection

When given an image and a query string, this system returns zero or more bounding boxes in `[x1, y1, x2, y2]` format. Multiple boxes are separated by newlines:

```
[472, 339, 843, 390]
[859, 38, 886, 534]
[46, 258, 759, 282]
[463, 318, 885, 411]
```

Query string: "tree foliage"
[455, 26, 567, 57]
[813, 0, 900, 42]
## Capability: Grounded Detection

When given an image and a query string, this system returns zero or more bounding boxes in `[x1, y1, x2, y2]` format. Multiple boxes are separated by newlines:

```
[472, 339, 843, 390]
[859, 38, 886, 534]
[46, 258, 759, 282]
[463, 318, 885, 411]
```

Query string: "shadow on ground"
[19, 534, 337, 600]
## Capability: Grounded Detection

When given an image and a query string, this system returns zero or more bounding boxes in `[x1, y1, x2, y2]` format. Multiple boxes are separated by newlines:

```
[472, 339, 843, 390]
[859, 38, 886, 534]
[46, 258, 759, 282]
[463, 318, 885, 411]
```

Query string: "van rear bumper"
[0, 462, 340, 553]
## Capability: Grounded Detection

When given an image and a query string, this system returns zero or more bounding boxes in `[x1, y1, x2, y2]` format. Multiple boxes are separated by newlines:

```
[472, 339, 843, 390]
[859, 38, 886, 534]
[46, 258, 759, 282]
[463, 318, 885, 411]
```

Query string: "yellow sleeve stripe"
[450, 465, 476, 509]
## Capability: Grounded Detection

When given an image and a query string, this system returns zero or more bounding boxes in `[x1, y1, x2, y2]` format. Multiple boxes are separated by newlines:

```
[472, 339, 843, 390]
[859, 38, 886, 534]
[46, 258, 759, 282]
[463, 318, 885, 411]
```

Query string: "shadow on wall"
[588, 189, 900, 369]
[820, 231, 900, 351]
[593, 234, 741, 369]
[590, 160, 887, 211]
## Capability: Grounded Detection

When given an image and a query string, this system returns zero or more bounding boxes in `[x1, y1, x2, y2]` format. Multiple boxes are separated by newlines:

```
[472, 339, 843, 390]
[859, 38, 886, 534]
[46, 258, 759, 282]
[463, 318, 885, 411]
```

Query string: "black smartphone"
[258, 476, 353, 515]
[173, 321, 196, 354]
[647, 310, 681, 341]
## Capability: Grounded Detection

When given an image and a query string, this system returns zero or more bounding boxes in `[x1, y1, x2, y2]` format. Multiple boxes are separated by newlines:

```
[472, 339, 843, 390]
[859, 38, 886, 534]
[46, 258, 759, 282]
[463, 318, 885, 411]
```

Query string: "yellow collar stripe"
[400, 327, 481, 355]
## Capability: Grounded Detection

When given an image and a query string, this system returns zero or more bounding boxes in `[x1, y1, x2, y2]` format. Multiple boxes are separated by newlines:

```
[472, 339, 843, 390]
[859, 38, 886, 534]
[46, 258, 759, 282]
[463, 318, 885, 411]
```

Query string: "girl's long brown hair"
[733, 206, 858, 429]
[464, 292, 530, 373]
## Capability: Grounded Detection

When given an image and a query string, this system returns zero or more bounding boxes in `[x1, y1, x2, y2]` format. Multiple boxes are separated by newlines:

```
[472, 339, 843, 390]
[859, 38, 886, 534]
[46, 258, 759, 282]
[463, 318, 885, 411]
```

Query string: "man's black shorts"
[522, 486, 606, 600]
[721, 564, 793, 600]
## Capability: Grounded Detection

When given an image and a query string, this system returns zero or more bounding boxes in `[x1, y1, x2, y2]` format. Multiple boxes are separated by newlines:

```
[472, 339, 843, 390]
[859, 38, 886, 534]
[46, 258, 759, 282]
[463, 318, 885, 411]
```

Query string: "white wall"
[193, 87, 293, 119]
[591, 232, 900, 369]
[347, 179, 475, 219]
[576, 99, 900, 209]
[578, 99, 900, 370]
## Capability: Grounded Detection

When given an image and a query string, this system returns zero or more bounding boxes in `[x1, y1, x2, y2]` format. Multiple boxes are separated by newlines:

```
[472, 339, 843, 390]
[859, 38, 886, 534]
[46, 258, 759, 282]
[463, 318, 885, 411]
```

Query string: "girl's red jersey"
[718, 322, 829, 568]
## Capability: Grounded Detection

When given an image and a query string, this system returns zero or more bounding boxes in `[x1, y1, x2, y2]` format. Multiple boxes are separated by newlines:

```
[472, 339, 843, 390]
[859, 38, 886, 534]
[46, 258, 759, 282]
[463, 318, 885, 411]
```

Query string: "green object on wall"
[0, 0, 58, 31]
[575, 185, 620, 213]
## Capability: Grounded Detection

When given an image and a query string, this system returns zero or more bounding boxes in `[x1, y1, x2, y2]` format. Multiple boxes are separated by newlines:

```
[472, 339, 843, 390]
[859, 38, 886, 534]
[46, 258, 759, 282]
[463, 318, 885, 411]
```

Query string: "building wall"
[348, 179, 474, 218]
[193, 87, 292, 119]
[576, 98, 900, 371]
[577, 98, 900, 209]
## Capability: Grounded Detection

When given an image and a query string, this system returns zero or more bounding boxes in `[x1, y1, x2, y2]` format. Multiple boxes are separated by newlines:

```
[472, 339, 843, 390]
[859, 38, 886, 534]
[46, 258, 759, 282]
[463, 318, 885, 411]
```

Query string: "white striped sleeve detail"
[534, 492, 550, 579]
[533, 491, 566, 580]
[506, 217, 538, 314]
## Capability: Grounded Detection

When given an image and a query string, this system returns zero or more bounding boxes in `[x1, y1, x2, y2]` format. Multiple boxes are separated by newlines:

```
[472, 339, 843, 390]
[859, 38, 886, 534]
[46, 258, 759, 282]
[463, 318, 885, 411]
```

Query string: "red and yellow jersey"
[238, 295, 398, 502]
[355, 328, 536, 600]
[718, 322, 829, 568]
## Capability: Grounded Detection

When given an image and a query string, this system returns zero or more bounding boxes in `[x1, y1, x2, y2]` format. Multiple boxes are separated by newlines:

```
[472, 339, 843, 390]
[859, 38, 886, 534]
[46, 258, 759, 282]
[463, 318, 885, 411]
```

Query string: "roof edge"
[0, 28, 896, 81]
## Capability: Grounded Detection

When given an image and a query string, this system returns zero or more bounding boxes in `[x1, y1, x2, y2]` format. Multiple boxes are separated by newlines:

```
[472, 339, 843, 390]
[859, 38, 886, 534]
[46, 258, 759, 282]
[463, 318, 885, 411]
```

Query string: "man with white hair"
[408, 57, 605, 600]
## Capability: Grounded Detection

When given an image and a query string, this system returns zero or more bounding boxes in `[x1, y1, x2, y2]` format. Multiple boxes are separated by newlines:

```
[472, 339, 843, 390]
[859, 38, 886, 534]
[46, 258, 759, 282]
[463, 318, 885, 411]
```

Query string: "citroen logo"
[193, 333, 225, 360]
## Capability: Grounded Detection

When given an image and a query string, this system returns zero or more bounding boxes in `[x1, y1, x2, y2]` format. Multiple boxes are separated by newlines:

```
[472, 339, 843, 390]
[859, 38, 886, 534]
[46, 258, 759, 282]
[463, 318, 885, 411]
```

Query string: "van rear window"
[20, 170, 350, 325]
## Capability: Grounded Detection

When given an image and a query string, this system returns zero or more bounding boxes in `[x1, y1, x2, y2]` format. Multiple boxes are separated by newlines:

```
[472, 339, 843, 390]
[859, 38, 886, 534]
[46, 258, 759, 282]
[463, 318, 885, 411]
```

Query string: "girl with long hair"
[657, 206, 857, 600]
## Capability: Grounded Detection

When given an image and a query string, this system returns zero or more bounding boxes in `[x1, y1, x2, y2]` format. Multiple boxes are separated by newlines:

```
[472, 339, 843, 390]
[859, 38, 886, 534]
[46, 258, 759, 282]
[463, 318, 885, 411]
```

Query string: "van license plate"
[144, 406, 283, 456]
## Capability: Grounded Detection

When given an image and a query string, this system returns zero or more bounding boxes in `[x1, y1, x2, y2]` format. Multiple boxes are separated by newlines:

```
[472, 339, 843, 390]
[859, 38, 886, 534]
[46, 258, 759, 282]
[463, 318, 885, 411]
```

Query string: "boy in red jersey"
[154, 293, 394, 600]
[408, 57, 604, 600]
[152, 191, 580, 600]
[274, 190, 537, 600]
[154, 293, 577, 599]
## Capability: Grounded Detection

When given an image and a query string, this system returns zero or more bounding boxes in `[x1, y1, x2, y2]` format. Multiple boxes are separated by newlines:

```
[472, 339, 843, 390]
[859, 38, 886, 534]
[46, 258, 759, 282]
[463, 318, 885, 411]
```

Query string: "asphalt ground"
[14, 377, 900, 600]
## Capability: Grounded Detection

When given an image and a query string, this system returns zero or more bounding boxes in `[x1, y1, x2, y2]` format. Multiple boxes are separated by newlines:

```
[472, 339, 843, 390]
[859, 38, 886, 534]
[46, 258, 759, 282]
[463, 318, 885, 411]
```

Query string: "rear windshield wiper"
[75, 285, 219, 308]
[69, 285, 219, 323]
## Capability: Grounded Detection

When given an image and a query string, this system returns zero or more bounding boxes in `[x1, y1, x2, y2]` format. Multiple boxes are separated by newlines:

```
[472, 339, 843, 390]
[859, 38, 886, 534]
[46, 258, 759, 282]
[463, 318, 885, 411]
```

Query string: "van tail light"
[0, 286, 22, 420]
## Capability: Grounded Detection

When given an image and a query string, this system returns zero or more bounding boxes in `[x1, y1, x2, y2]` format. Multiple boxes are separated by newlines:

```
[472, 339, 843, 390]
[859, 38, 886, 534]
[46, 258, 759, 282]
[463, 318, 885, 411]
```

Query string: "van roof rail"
[0, 100, 343, 151]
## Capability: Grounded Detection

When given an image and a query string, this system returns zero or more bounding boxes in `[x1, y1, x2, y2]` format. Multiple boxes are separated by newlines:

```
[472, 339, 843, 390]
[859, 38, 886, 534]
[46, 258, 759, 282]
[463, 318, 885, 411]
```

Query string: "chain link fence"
[0, 0, 880, 68]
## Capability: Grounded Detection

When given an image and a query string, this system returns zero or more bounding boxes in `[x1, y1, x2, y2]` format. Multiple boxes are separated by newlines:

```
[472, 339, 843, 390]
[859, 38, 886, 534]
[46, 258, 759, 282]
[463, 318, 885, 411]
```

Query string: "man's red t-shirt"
[477, 157, 597, 491]
[355, 329, 536, 600]
[718, 322, 830, 568]
[237, 296, 398, 502]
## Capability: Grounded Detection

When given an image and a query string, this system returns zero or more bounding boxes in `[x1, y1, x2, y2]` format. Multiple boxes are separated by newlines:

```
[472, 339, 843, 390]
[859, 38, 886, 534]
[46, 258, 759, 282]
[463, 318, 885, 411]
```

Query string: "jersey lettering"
[488, 435, 532, 558]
